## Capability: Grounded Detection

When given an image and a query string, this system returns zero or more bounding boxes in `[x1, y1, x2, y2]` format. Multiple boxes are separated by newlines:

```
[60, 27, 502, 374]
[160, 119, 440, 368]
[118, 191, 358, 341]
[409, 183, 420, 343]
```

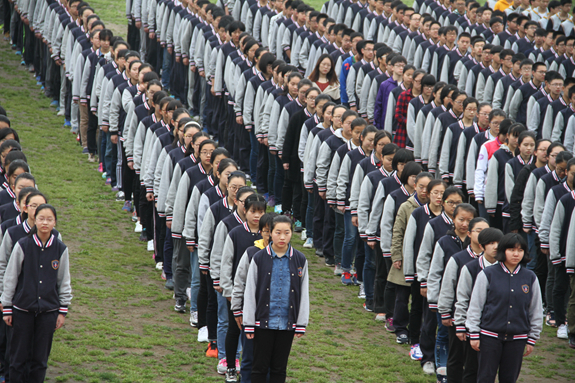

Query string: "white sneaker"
[358, 283, 366, 299]
[155, 262, 163, 271]
[147, 240, 154, 251]
[558, 324, 569, 339]
[186, 287, 191, 301]
[197, 326, 209, 342]
[190, 311, 198, 327]
[375, 313, 386, 322]
[56, 109, 65, 116]
[301, 229, 307, 241]
[436, 367, 447, 376]
[303, 238, 313, 248]
[134, 221, 143, 233]
[422, 361, 435, 375]
[217, 359, 227, 375]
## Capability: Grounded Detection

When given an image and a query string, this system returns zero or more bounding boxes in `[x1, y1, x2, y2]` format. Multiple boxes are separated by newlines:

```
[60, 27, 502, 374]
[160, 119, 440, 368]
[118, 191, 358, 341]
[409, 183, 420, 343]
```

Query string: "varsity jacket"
[171, 162, 210, 237]
[336, 147, 369, 210]
[157, 145, 187, 214]
[231, 243, 265, 316]
[492, 72, 518, 110]
[512, 164, 545, 231]
[427, 233, 466, 309]
[349, 152, 382, 217]
[532, 169, 561, 228]
[484, 145, 514, 214]
[429, 109, 461, 174]
[326, 141, 357, 205]
[508, 80, 542, 124]
[505, 155, 535, 205]
[416, 212, 453, 286]
[453, 123, 486, 188]
[315, 129, 347, 194]
[379, 186, 412, 257]
[365, 173, 402, 241]
[440, 121, 478, 179]
[356, 167, 390, 238]
[549, 191, 575, 265]
[210, 211, 245, 285]
[164, 154, 199, 220]
[403, 204, 439, 283]
[197, 198, 235, 270]
[303, 126, 335, 190]
[538, 181, 572, 248]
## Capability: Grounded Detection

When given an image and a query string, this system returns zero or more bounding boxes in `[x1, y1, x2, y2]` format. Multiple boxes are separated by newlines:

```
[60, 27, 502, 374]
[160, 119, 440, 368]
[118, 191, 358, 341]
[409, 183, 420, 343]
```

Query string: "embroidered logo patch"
[52, 260, 59, 270]
[298, 267, 303, 277]
[522, 284, 529, 294]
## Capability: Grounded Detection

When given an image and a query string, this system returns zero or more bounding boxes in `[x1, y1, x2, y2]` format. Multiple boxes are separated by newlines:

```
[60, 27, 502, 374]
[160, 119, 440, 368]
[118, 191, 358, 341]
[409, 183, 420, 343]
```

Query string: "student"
[505, 131, 536, 204]
[389, 174, 433, 352]
[229, 212, 278, 383]
[0, 160, 30, 206]
[0, 173, 36, 223]
[508, 62, 547, 124]
[0, 187, 35, 239]
[453, 228, 503, 383]
[394, 69, 426, 149]
[220, 194, 266, 381]
[412, 81, 445, 163]
[374, 54, 406, 130]
[437, 217, 489, 382]
[243, 215, 310, 383]
[467, 233, 543, 383]
[1, 204, 72, 383]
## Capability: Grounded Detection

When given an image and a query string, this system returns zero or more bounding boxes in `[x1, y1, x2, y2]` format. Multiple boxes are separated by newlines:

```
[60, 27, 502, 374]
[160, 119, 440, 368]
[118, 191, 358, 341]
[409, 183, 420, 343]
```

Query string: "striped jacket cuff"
[405, 275, 415, 283]
[2, 306, 12, 316]
[456, 325, 466, 333]
[295, 325, 306, 334]
[469, 332, 480, 340]
[382, 252, 391, 257]
[527, 337, 537, 345]
[185, 239, 196, 247]
[166, 216, 173, 222]
[233, 310, 243, 317]
[199, 264, 210, 270]
[127, 156, 134, 162]
[59, 306, 68, 316]
[428, 302, 438, 310]
[441, 313, 451, 320]
[213, 280, 220, 286]
[540, 243, 549, 249]
[244, 326, 255, 333]
[420, 281, 427, 287]
[171, 232, 181, 239]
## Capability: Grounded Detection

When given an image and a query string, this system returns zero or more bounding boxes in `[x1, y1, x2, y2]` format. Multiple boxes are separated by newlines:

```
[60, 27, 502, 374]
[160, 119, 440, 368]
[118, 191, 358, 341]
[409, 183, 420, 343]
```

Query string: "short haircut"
[495, 233, 529, 265]
[400, 161, 423, 185]
[478, 227, 504, 246]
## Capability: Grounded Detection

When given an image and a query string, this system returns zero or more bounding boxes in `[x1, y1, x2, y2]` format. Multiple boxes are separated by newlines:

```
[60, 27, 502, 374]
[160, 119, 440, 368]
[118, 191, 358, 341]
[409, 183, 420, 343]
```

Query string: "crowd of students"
[3, 0, 575, 380]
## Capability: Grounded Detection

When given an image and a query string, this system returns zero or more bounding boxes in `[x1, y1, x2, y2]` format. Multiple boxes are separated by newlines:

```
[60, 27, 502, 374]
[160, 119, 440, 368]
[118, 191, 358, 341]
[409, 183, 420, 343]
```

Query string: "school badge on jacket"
[298, 267, 303, 277]
[522, 284, 529, 293]
[52, 260, 59, 270]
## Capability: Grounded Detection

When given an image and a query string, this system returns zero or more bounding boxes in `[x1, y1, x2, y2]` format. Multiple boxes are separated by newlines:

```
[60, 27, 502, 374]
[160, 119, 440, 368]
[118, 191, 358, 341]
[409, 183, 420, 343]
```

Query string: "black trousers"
[0, 320, 12, 380]
[121, 145, 134, 202]
[139, 185, 153, 240]
[447, 325, 466, 383]
[133, 173, 141, 216]
[23, 23, 34, 66]
[126, 21, 140, 53]
[225, 103, 236, 155]
[373, 245, 387, 314]
[394, 281, 422, 344]
[10, 310, 58, 383]
[196, 272, 218, 340]
[322, 202, 335, 262]
[420, 298, 437, 365]
[256, 142, 269, 193]
[225, 300, 241, 368]
[553, 262, 570, 326]
[312, 186, 324, 250]
[65, 78, 72, 121]
[234, 122, 250, 173]
[252, 329, 295, 383]
[154, 213, 165, 264]
[477, 335, 526, 383]
[282, 171, 302, 221]
[87, 111, 98, 155]
[462, 336, 478, 383]
[383, 258, 395, 318]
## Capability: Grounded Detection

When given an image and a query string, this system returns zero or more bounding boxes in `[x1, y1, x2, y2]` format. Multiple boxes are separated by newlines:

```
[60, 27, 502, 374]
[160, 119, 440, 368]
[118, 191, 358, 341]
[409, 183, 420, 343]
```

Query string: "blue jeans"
[341, 211, 358, 272]
[248, 129, 258, 182]
[522, 230, 538, 270]
[334, 210, 345, 265]
[217, 291, 241, 361]
[104, 132, 117, 186]
[163, 227, 174, 279]
[190, 249, 200, 312]
[306, 190, 314, 236]
[363, 243, 375, 300]
[161, 47, 172, 90]
[241, 331, 253, 383]
[267, 150, 276, 198]
[435, 312, 449, 375]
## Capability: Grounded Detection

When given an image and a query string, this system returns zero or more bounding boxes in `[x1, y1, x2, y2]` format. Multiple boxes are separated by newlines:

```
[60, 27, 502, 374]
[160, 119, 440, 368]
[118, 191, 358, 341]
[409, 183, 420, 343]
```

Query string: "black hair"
[427, 179, 447, 194]
[14, 172, 35, 188]
[478, 227, 504, 246]
[547, 142, 565, 156]
[557, 150, 573, 165]
[495, 233, 529, 265]
[421, 74, 437, 87]
[517, 130, 536, 146]
[443, 186, 465, 202]
[0, 139, 21, 155]
[469, 217, 489, 232]
[341, 110, 359, 124]
[400, 162, 423, 185]
[453, 203, 477, 218]
[28, 204, 58, 237]
[499, 119, 514, 136]
[216, 158, 238, 181]
[7, 160, 29, 178]
[236, 186, 255, 203]
[393, 149, 415, 170]
[22, 190, 46, 221]
[271, 215, 293, 232]
[18, 187, 38, 204]
[259, 212, 279, 232]
[509, 123, 526, 138]
[258, 52, 276, 73]
[227, 170, 247, 188]
[0, 128, 17, 143]
[415, 171, 433, 184]
[381, 143, 398, 157]
[208, 146, 230, 164]
[4, 151, 27, 169]
[245, 193, 267, 213]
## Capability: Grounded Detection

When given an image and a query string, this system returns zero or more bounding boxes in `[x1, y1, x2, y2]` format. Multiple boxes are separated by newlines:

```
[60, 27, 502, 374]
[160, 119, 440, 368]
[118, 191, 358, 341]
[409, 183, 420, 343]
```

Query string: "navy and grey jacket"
[171, 162, 210, 237]
[454, 255, 497, 333]
[416, 212, 453, 286]
[315, 129, 346, 194]
[428, 109, 461, 173]
[336, 146, 369, 210]
[539, 181, 572, 249]
[466, 263, 542, 345]
[440, 121, 478, 179]
[349, 152, 381, 216]
[483, 68, 508, 105]
[403, 204, 438, 283]
[492, 72, 518, 110]
[243, 245, 309, 334]
[427, 233, 466, 310]
[421, 105, 447, 165]
[0, 187, 15, 207]
[210, 211, 245, 286]
[357, 167, 390, 238]
[505, 155, 535, 205]
[551, 103, 575, 142]
[508, 80, 542, 124]
[182, 175, 216, 247]
[438, 245, 481, 320]
[0, 200, 21, 223]
[379, 186, 412, 257]
[1, 234, 72, 317]
[164, 154, 199, 221]
[406, 96, 430, 154]
[473, 65, 496, 102]
[220, 222, 262, 297]
[197, 198, 235, 270]
[365, 173, 402, 241]
[231, 245, 262, 316]
[157, 145, 187, 215]
[528, 93, 555, 139]
[485, 145, 514, 215]
[541, 97, 568, 140]
[549, 190, 575, 265]
[327, 141, 356, 205]
[453, 124, 485, 187]
[532, 169, 562, 229]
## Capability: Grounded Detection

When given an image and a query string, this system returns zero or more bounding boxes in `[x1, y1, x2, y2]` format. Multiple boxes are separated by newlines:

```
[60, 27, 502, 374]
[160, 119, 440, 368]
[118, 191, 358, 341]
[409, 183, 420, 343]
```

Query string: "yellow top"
[494, 0, 512, 12]
[253, 239, 265, 249]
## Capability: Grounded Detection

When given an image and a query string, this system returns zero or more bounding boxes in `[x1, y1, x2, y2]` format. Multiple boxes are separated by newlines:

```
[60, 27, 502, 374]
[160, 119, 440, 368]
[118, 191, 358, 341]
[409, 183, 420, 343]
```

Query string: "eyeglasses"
[466, 108, 478, 112]
[184, 134, 195, 138]
[454, 100, 464, 105]
[201, 150, 214, 155]
[444, 200, 460, 207]
[228, 184, 242, 191]
[430, 190, 443, 196]
[479, 112, 490, 117]
[36, 217, 55, 223]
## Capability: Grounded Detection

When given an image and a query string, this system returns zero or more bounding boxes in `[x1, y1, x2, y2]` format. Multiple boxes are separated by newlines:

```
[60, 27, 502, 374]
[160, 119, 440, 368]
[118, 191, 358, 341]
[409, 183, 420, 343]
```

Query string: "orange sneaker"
[206, 341, 218, 358]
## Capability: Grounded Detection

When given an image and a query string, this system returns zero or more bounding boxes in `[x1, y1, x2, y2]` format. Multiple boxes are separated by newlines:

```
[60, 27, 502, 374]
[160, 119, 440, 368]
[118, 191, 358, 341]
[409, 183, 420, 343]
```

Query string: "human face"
[14, 179, 35, 199]
[24, 195, 46, 221]
[483, 11, 493, 24]
[490, 116, 504, 136]
[129, 63, 141, 81]
[184, 127, 199, 147]
[315, 100, 327, 119]
[35, 208, 56, 236]
[534, 66, 547, 83]
[491, 22, 503, 34]
[557, 160, 569, 180]
[246, 206, 264, 228]
[535, 141, 550, 164]
[452, 95, 466, 115]
[306, 91, 319, 110]
[218, 165, 237, 189]
[429, 184, 446, 207]
[429, 23, 440, 39]
[362, 132, 376, 152]
[396, 162, 406, 177]
[473, 41, 485, 56]
[415, 176, 431, 202]
[247, 43, 259, 61]
[482, 242, 498, 260]
[230, 29, 241, 45]
[271, 222, 292, 249]
[393, 61, 405, 77]
[381, 154, 394, 173]
[422, 83, 434, 98]
[566, 164, 575, 185]
[478, 105, 492, 127]
[549, 79, 564, 97]
[443, 193, 463, 217]
[298, 85, 311, 102]
[199, 143, 215, 166]
[403, 68, 414, 88]
[458, 37, 470, 53]
[319, 57, 331, 75]
[521, 65, 533, 81]
[504, 244, 525, 268]
[410, 14, 421, 30]
[501, 54, 513, 70]
[261, 224, 271, 245]
[454, 209, 474, 236]
[463, 102, 477, 121]
[446, 31, 457, 44]
[146, 84, 161, 102]
[137, 68, 151, 86]
[288, 76, 301, 97]
[403, 10, 413, 26]
[469, 221, 489, 245]
[525, 23, 537, 38]
[323, 105, 334, 125]
[8, 168, 26, 189]
[227, 176, 246, 201]
[557, 39, 567, 55]
[350, 124, 365, 145]
[342, 34, 352, 51]
[363, 43, 375, 62]
[332, 108, 344, 129]
[547, 146, 564, 169]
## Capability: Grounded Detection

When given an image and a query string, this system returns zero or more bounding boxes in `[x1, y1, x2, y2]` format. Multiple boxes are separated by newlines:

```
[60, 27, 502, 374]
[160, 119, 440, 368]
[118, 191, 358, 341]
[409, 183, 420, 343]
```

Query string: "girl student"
[197, 187, 255, 364]
[438, 217, 490, 383]
[172, 143, 226, 314]
[243, 215, 310, 383]
[230, 212, 278, 383]
[453, 228, 504, 383]
[377, 163, 424, 331]
[220, 194, 267, 382]
[427, 203, 478, 382]
[439, 97, 479, 182]
[337, 125, 378, 290]
[394, 69, 426, 149]
[0, 187, 36, 238]
[504, 130, 536, 205]
[0, 160, 30, 206]
[397, 179, 446, 358]
[484, 123, 526, 231]
[406, 74, 437, 156]
[389, 173, 434, 354]
[0, 128, 19, 144]
[1, 151, 28, 191]
[467, 233, 543, 383]
[308, 53, 341, 102]
[0, 173, 36, 223]
[1, 204, 71, 383]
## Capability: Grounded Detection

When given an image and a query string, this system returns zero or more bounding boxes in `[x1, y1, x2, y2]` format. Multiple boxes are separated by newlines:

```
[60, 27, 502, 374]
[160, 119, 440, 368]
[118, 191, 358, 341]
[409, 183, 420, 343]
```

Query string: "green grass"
[0, 12, 572, 382]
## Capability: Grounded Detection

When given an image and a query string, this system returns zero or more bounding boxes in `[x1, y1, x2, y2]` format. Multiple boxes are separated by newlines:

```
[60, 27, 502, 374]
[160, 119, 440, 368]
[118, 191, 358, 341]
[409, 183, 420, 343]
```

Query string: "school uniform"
[466, 263, 543, 383]
[181, 175, 216, 248]
[0, 187, 16, 207]
[243, 244, 309, 383]
[484, 145, 514, 231]
[429, 109, 461, 175]
[0, 200, 21, 223]
[421, 104, 447, 166]
[510, 164, 539, 233]
[1, 234, 72, 383]
[365, 173, 402, 243]
[508, 80, 542, 125]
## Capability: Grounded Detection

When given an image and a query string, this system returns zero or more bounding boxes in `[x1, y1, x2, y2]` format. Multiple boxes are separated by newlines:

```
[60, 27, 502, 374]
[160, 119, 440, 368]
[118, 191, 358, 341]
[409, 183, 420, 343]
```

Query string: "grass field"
[0, 4, 573, 381]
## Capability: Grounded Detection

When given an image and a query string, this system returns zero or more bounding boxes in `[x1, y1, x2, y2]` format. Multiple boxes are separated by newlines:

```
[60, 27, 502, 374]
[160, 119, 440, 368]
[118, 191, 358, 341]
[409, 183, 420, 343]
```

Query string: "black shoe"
[174, 300, 186, 313]
[315, 249, 324, 257]
[139, 232, 148, 242]
[165, 279, 174, 290]
[569, 335, 575, 349]
[225, 368, 238, 383]
[325, 259, 335, 267]
[364, 299, 374, 312]
[396, 334, 409, 344]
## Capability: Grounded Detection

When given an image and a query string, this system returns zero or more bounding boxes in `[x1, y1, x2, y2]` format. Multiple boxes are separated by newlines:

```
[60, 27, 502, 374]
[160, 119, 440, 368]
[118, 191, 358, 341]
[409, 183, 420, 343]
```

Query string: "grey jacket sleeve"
[219, 234, 236, 297]
[439, 128, 453, 177]
[465, 270, 489, 335]
[170, 172, 191, 234]
[549, 202, 565, 263]
[416, 223, 435, 285]
[156, 156, 174, 213]
[242, 257, 259, 330]
[197, 209, 216, 267]
[153, 149, 168, 197]
[521, 174, 537, 229]
[326, 154, 342, 203]
[365, 181, 386, 238]
[427, 241, 447, 308]
[349, 164, 364, 215]
[164, 164, 183, 218]
[527, 102, 541, 133]
[402, 214, 418, 282]
[296, 259, 310, 330]
[533, 178, 547, 228]
[551, 112, 566, 142]
[357, 176, 374, 237]
[209, 222, 230, 285]
[0, 232, 14, 293]
[274, 107, 290, 154]
[564, 115, 575, 153]
[508, 90, 523, 121]
[421, 114, 436, 164]
[335, 154, 352, 204]
[483, 76, 495, 105]
[538, 189, 557, 247]
[132, 122, 148, 171]
[303, 135, 321, 188]
[453, 131, 467, 186]
[541, 104, 555, 140]
[427, 118, 444, 172]
[314, 142, 332, 190]
[182, 187, 202, 246]
[144, 137, 162, 190]
[454, 264, 473, 328]
[491, 79, 504, 109]
[527, 277, 544, 342]
[242, 81, 256, 129]
[378, 196, 396, 256]
[437, 256, 459, 317]
[230, 250, 250, 314]
[406, 103, 418, 148]
[504, 162, 515, 204]
[565, 212, 575, 270]
[108, 88, 123, 133]
[484, 156, 500, 210]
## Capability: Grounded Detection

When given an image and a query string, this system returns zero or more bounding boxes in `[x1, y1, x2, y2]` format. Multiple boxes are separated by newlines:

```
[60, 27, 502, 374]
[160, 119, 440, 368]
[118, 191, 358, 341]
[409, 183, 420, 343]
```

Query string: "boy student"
[491, 12, 520, 48]
[439, 31, 470, 86]
[482, 49, 515, 105]
[374, 54, 406, 130]
[457, 36, 485, 92]
[491, 53, 524, 110]
[359, 46, 392, 119]
[465, 43, 494, 98]
[509, 62, 547, 124]
[528, 71, 565, 138]
[413, 20, 440, 70]
[475, 45, 503, 103]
